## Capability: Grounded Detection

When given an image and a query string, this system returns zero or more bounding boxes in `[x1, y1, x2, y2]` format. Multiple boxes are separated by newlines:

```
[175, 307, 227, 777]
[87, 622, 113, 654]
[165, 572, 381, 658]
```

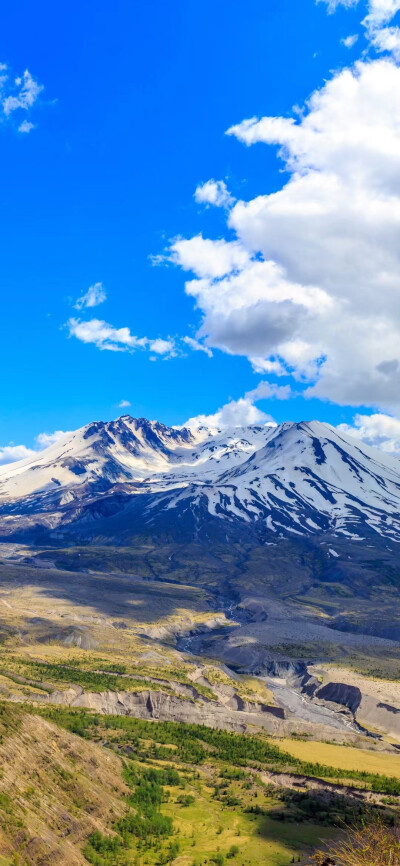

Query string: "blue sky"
[2, 0, 400, 458]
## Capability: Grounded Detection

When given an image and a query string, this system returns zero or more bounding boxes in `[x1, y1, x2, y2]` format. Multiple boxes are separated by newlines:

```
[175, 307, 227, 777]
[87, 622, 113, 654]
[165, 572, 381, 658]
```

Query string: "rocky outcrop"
[306, 666, 400, 740]
[145, 615, 231, 643]
[23, 686, 285, 733]
[315, 682, 362, 715]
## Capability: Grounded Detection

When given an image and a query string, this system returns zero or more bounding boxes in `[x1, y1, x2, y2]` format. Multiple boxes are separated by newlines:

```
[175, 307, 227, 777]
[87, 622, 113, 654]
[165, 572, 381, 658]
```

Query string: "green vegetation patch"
[0, 702, 24, 743]
[34, 706, 400, 796]
[2, 659, 174, 695]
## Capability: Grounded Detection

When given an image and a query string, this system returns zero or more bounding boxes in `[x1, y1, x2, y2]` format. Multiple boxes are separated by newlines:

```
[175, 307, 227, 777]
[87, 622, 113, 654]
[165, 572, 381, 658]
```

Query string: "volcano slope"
[1, 416, 400, 546]
[0, 417, 400, 742]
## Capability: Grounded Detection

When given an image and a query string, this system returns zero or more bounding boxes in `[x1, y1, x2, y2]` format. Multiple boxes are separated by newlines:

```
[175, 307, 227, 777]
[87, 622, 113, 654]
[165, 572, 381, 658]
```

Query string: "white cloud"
[2, 69, 43, 115]
[0, 429, 69, 466]
[0, 444, 35, 465]
[182, 336, 213, 357]
[364, 0, 400, 27]
[0, 67, 44, 132]
[185, 397, 276, 430]
[368, 24, 400, 57]
[250, 357, 286, 375]
[245, 380, 293, 401]
[74, 282, 107, 310]
[184, 379, 291, 430]
[184, 257, 331, 378]
[67, 317, 176, 358]
[338, 412, 400, 453]
[320, 0, 400, 57]
[363, 2, 400, 59]
[341, 33, 359, 46]
[168, 58, 400, 412]
[194, 179, 234, 208]
[118, 399, 131, 408]
[18, 119, 34, 133]
[67, 317, 148, 352]
[35, 430, 69, 448]
[318, 0, 359, 11]
[318, 0, 400, 17]
[169, 234, 250, 279]
[148, 338, 176, 356]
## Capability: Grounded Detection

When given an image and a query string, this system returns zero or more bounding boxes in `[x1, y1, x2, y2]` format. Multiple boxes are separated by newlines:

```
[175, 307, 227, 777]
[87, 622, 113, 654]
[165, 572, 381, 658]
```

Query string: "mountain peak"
[0, 415, 399, 544]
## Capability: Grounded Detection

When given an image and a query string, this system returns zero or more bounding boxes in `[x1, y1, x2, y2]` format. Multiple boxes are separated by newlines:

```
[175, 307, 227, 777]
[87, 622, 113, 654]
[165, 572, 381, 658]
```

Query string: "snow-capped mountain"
[1, 415, 400, 543]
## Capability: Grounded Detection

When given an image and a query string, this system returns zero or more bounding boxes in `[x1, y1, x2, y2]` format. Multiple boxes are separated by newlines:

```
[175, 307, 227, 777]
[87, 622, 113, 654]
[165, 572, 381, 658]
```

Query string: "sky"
[2, 0, 400, 463]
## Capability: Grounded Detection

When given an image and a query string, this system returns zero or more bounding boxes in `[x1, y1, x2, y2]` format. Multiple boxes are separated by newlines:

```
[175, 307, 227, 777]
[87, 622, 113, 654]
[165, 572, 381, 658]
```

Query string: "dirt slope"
[0, 711, 128, 864]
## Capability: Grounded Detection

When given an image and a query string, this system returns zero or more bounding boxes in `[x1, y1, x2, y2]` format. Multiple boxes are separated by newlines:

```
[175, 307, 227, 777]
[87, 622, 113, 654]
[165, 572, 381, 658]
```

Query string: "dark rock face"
[377, 702, 400, 714]
[61, 459, 88, 476]
[301, 675, 320, 699]
[83, 424, 115, 447]
[265, 660, 308, 679]
[316, 682, 362, 715]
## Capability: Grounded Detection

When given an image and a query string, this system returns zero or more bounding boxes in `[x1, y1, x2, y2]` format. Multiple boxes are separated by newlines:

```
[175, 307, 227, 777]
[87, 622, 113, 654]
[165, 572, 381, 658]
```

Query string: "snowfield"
[1, 416, 400, 540]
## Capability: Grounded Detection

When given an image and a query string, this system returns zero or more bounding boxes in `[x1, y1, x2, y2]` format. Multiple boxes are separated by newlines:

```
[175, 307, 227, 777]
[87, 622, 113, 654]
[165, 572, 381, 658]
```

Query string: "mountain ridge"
[0, 415, 400, 545]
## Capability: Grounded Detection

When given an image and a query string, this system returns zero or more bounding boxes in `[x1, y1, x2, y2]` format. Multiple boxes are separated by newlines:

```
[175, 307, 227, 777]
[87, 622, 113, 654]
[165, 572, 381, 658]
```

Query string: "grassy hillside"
[0, 550, 400, 864]
[278, 738, 400, 779]
[0, 701, 399, 865]
[0, 703, 129, 865]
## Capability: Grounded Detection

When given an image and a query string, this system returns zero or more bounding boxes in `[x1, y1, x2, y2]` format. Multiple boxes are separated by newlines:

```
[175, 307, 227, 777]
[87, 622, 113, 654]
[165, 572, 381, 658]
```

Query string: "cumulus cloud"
[185, 397, 276, 430]
[35, 430, 69, 448]
[0, 444, 35, 465]
[184, 379, 291, 430]
[167, 57, 400, 412]
[320, 0, 400, 57]
[118, 399, 131, 408]
[369, 24, 400, 58]
[194, 179, 234, 208]
[74, 282, 107, 310]
[149, 338, 176, 356]
[67, 317, 147, 352]
[363, 2, 400, 59]
[338, 412, 400, 453]
[67, 317, 177, 358]
[0, 66, 44, 132]
[364, 0, 400, 27]
[169, 235, 250, 279]
[0, 429, 70, 466]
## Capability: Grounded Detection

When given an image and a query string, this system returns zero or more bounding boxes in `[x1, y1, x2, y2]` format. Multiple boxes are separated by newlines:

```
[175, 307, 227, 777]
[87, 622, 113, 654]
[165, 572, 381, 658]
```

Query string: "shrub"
[312, 819, 400, 865]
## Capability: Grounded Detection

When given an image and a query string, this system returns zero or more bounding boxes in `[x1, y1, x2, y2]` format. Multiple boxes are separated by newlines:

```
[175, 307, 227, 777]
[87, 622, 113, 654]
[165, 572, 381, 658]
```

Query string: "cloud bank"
[169, 49, 400, 415]
[185, 381, 291, 429]
[338, 412, 400, 453]
[0, 430, 69, 466]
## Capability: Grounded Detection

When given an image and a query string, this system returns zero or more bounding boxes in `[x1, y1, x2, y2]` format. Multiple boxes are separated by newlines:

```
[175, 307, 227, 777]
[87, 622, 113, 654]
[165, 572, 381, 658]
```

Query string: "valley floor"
[0, 548, 400, 863]
[1, 702, 399, 866]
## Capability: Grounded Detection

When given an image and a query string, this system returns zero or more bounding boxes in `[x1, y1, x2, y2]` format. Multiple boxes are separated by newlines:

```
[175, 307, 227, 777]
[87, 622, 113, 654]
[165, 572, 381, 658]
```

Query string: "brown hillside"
[0, 709, 128, 864]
